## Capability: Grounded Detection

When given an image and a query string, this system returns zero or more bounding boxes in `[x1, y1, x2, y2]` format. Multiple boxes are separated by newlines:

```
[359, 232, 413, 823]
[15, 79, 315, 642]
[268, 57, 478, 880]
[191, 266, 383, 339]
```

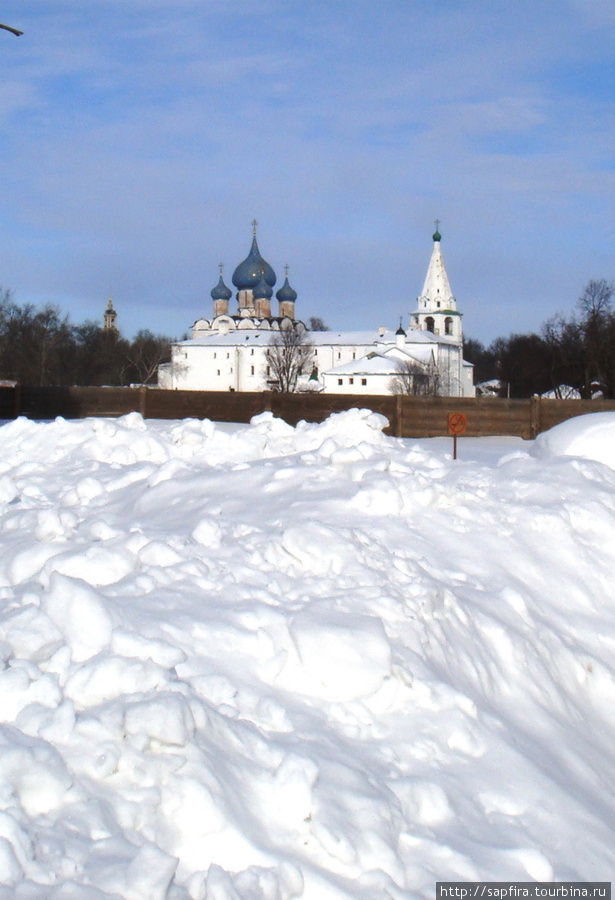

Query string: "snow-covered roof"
[382, 345, 435, 365]
[312, 329, 452, 347]
[323, 347, 432, 377]
[323, 354, 400, 377]
[182, 331, 282, 348]
[177, 328, 455, 349]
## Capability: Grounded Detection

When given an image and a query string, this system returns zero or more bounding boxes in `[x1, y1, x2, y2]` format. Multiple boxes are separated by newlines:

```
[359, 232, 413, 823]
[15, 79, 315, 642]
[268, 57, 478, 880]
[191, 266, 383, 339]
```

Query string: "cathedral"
[189, 220, 302, 336]
[158, 224, 475, 397]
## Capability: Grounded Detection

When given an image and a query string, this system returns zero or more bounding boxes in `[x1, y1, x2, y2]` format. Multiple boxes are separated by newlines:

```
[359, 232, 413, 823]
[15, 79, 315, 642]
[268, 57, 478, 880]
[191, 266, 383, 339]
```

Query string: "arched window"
[425, 317, 435, 333]
[445, 317, 453, 336]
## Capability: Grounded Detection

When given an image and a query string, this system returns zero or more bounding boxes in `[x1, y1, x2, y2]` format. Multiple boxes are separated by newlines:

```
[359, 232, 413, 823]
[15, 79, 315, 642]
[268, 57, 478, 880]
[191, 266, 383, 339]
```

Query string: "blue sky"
[0, 0, 614, 344]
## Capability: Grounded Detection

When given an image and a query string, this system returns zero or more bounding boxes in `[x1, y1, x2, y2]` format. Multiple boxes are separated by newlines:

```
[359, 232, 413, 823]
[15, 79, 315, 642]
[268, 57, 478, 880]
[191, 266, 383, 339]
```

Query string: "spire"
[411, 227, 462, 344]
[419, 225, 455, 310]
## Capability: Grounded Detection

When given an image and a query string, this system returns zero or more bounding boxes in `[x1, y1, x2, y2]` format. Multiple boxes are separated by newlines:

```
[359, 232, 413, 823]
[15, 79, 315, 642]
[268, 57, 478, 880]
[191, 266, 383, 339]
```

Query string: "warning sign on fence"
[448, 412, 467, 436]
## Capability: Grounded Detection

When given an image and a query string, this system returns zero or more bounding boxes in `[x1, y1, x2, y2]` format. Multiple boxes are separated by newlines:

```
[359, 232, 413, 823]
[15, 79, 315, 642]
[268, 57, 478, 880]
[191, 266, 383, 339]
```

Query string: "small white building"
[158, 225, 475, 397]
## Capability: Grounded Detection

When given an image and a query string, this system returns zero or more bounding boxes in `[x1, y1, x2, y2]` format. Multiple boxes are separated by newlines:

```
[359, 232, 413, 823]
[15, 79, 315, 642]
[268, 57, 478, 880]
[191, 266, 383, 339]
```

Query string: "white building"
[158, 225, 475, 397]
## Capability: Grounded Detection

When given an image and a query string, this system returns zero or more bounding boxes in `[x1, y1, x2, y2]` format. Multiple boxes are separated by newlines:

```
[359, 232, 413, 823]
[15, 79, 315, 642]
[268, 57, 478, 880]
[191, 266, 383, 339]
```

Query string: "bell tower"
[410, 223, 463, 343]
[104, 296, 118, 332]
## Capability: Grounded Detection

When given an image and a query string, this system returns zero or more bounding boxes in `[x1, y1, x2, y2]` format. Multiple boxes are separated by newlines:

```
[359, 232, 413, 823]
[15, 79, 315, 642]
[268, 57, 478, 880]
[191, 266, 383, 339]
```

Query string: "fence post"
[13, 384, 22, 419]
[139, 386, 148, 418]
[396, 395, 403, 437]
[530, 395, 541, 439]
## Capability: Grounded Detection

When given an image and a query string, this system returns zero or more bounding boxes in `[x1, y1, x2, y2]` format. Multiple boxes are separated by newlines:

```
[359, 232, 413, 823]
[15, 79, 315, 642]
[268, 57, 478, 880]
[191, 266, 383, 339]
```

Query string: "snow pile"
[533, 410, 615, 471]
[0, 409, 613, 899]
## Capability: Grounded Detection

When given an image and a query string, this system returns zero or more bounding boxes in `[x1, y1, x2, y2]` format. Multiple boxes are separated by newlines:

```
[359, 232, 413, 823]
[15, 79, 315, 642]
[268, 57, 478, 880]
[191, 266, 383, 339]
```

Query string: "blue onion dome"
[253, 270, 273, 300]
[232, 235, 276, 290]
[276, 276, 297, 303]
[210, 274, 232, 301]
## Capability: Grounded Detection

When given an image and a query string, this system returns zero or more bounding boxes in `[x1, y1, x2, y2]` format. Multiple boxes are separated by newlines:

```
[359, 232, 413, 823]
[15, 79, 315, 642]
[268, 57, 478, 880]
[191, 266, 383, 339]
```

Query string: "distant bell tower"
[410, 223, 463, 342]
[104, 296, 118, 332]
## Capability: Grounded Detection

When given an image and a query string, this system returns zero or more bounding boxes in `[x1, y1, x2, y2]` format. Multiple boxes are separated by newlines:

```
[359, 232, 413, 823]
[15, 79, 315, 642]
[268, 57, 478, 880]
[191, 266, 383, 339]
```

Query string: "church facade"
[158, 225, 474, 397]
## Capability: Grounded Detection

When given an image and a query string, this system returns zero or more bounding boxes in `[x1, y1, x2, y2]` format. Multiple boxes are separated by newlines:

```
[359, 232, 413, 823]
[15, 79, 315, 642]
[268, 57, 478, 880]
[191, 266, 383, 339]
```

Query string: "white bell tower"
[410, 223, 463, 343]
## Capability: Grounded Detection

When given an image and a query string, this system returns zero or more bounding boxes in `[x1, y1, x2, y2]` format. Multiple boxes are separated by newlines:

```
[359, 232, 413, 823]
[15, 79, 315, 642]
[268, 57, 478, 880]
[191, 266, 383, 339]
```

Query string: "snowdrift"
[0, 410, 613, 899]
[533, 410, 615, 471]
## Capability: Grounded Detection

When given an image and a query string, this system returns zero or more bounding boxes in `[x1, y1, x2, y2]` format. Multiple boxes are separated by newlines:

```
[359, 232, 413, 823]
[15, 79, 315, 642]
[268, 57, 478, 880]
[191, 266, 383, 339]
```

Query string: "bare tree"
[265, 325, 313, 392]
[578, 278, 613, 322]
[0, 23, 23, 36]
[308, 316, 330, 332]
[123, 330, 172, 385]
[544, 279, 615, 398]
[0, 296, 75, 385]
[392, 358, 440, 396]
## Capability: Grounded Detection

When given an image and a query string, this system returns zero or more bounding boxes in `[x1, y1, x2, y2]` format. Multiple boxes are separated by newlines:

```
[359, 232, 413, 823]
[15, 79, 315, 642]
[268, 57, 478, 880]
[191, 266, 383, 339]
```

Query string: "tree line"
[464, 279, 615, 399]
[0, 289, 172, 386]
[3, 278, 614, 396]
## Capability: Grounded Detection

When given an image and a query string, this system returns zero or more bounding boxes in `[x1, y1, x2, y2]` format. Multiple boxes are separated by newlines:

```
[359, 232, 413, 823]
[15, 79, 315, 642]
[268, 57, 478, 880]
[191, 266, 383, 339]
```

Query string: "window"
[425, 317, 435, 333]
[314, 349, 318, 356]
[361, 378, 367, 386]
[349, 377, 354, 385]
[338, 378, 343, 385]
[217, 369, 221, 376]
[251, 366, 255, 375]
[337, 351, 341, 360]
[266, 366, 271, 376]
[251, 348, 254, 356]
[445, 317, 453, 336]
[352, 352, 356, 359]
[214, 352, 217, 359]
[226, 352, 230, 359]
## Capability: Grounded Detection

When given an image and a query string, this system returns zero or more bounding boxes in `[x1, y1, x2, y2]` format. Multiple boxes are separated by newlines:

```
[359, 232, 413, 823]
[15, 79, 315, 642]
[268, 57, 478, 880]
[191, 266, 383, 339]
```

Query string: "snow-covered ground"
[0, 409, 613, 899]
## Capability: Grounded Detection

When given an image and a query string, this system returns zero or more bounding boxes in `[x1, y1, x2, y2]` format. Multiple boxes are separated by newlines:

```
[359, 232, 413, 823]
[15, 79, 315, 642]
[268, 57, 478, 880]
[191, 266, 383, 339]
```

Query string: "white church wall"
[168, 343, 274, 392]
[322, 372, 395, 395]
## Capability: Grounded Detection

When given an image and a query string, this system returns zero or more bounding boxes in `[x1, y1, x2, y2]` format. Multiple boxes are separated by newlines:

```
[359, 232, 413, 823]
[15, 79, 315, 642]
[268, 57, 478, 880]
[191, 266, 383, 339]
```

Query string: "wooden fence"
[2, 384, 615, 439]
